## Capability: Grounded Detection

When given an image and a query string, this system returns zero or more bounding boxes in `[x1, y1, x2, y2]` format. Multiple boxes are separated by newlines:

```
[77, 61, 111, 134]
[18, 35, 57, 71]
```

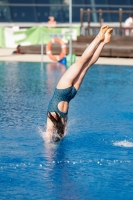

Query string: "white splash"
[113, 140, 133, 148]
[38, 126, 60, 148]
[38, 126, 52, 144]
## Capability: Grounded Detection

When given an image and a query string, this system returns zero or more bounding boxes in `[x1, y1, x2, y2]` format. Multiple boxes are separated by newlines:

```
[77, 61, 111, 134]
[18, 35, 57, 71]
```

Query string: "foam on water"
[38, 127, 62, 154]
[0, 159, 132, 172]
[38, 127, 48, 141]
[113, 140, 133, 148]
[38, 124, 67, 144]
[38, 127, 54, 145]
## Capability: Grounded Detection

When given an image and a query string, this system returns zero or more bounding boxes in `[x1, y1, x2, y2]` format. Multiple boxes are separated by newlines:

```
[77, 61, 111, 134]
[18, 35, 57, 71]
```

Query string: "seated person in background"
[13, 45, 21, 54]
[124, 14, 133, 36]
[47, 16, 57, 28]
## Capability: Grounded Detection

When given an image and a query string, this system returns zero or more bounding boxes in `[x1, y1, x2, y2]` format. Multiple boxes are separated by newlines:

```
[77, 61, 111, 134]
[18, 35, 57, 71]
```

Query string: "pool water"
[0, 61, 133, 200]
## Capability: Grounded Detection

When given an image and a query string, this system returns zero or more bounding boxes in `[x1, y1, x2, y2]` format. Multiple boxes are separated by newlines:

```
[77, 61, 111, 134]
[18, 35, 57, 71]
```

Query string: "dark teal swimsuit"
[47, 86, 77, 118]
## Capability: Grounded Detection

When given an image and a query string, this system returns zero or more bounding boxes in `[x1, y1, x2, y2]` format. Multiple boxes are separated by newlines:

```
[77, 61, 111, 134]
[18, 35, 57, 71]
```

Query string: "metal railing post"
[87, 9, 91, 35]
[69, 0, 72, 65]
[80, 8, 83, 35]
[119, 8, 123, 36]
[41, 34, 44, 65]
[99, 9, 103, 26]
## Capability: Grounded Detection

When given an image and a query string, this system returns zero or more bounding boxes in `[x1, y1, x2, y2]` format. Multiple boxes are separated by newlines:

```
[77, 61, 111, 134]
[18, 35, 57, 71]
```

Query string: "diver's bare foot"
[97, 25, 109, 41]
[104, 28, 113, 43]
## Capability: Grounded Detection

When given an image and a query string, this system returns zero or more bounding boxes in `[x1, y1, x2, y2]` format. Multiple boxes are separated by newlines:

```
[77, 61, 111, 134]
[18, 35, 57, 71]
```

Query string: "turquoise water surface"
[0, 61, 133, 200]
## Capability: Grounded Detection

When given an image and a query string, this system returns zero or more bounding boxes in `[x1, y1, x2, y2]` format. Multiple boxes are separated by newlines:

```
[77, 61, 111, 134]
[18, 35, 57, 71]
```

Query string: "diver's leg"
[73, 28, 113, 90]
[57, 25, 109, 89]
[88, 28, 113, 66]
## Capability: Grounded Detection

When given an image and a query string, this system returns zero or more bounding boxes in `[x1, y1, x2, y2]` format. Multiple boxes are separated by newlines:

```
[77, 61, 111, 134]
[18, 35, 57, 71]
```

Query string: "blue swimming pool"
[0, 61, 133, 200]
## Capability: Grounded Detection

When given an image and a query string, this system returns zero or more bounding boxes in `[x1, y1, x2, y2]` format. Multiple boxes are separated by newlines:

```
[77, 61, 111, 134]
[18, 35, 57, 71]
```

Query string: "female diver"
[46, 25, 113, 142]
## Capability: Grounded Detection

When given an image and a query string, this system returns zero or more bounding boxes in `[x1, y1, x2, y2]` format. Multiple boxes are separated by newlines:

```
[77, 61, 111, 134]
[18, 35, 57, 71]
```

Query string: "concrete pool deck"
[0, 48, 133, 66]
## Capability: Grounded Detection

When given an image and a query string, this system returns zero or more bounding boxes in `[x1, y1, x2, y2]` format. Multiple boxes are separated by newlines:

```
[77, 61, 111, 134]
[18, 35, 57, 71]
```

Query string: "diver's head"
[47, 112, 67, 142]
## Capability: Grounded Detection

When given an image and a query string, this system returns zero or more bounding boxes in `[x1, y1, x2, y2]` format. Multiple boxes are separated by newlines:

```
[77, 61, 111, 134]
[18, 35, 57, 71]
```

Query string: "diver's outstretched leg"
[57, 25, 109, 89]
[88, 28, 113, 66]
[73, 28, 113, 90]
